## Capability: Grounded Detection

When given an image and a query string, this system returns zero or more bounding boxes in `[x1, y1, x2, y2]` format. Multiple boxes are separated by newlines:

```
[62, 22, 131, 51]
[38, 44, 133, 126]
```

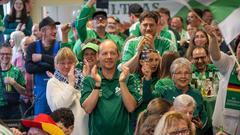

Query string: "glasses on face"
[173, 72, 192, 76]
[193, 56, 207, 62]
[58, 61, 74, 66]
[168, 128, 190, 135]
[0, 53, 12, 56]
[94, 15, 107, 21]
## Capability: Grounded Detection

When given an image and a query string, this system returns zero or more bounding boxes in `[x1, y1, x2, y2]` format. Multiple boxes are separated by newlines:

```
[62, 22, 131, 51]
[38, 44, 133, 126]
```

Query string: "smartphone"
[96, 0, 109, 9]
[140, 50, 149, 61]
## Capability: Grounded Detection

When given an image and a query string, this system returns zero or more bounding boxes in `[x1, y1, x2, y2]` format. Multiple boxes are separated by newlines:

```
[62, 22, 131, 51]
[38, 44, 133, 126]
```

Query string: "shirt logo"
[115, 87, 121, 96]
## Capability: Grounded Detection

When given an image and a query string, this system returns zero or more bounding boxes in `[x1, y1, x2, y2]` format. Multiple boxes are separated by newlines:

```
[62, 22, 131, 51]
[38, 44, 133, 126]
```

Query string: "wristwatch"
[94, 85, 101, 90]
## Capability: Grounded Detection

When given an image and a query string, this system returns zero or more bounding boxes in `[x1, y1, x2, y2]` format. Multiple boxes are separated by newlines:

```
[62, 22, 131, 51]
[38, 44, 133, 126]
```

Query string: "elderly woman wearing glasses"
[46, 47, 88, 135]
[154, 111, 194, 135]
[153, 57, 207, 134]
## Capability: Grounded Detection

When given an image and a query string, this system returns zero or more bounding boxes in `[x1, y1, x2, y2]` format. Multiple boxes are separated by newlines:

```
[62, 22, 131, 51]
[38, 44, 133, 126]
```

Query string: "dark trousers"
[0, 104, 21, 119]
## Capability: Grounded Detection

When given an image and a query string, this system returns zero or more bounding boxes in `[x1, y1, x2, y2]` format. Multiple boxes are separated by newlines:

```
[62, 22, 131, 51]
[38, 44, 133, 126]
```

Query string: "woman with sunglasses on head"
[129, 48, 161, 134]
[186, 30, 209, 59]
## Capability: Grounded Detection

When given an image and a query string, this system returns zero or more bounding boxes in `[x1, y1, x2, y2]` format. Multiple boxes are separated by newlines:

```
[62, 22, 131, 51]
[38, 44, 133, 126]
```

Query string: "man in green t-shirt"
[81, 40, 142, 135]
[190, 47, 219, 91]
[0, 44, 25, 119]
[121, 11, 171, 73]
[76, 0, 124, 52]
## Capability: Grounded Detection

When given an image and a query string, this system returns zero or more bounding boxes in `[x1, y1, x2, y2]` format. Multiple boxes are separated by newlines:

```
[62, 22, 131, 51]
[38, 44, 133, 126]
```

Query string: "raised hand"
[143, 34, 155, 49]
[203, 24, 216, 37]
[119, 65, 129, 82]
[141, 62, 152, 80]
[82, 59, 90, 77]
[20, 24, 26, 31]
[137, 34, 154, 53]
[16, 23, 22, 31]
[91, 65, 101, 84]
[87, 0, 96, 7]
[68, 65, 76, 87]
[4, 77, 15, 85]
[61, 23, 71, 34]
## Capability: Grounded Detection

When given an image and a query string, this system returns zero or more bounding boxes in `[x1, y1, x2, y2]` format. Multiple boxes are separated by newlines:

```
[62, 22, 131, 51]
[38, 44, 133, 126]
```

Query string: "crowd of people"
[0, 0, 240, 135]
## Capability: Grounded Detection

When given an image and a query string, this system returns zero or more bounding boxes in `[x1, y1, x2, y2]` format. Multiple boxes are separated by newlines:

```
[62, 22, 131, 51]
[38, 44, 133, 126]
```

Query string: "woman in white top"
[46, 47, 88, 135]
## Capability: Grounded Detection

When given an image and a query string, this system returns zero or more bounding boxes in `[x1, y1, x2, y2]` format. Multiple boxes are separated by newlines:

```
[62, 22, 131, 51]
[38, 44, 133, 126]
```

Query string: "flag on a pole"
[217, 7, 240, 44]
[174, 0, 240, 44]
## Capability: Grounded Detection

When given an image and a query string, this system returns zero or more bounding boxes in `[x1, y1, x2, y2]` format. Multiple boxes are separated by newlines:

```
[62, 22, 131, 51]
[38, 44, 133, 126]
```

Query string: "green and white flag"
[174, 0, 240, 44]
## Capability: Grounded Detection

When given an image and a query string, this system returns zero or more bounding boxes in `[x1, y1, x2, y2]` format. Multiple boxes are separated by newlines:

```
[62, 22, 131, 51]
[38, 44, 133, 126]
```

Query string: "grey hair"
[170, 57, 192, 74]
[173, 94, 196, 110]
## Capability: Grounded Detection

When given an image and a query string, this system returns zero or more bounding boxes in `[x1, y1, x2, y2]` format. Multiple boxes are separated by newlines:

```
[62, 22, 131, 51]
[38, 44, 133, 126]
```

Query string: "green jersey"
[80, 69, 142, 135]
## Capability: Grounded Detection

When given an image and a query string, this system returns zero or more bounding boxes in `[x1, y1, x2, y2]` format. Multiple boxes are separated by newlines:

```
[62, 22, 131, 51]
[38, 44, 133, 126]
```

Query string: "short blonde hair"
[54, 47, 78, 65]
[154, 111, 193, 135]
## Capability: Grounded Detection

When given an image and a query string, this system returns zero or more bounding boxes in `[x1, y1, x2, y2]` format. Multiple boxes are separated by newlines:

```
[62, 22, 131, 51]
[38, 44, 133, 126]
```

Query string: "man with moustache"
[121, 11, 171, 72]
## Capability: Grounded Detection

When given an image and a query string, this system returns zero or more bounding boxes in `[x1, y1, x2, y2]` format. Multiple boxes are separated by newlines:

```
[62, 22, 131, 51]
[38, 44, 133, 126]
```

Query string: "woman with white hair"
[173, 94, 197, 135]
[153, 57, 207, 132]
[10, 30, 25, 63]
[173, 94, 196, 121]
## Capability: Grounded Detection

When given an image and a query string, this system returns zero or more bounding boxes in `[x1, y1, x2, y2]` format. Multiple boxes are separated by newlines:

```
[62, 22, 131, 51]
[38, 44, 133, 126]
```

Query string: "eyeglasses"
[94, 15, 107, 20]
[168, 128, 190, 135]
[192, 56, 207, 61]
[0, 53, 12, 56]
[173, 72, 192, 76]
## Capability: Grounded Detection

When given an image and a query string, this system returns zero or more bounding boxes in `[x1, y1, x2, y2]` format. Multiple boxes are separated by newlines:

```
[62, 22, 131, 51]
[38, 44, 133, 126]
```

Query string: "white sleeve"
[211, 52, 235, 75]
[46, 78, 78, 111]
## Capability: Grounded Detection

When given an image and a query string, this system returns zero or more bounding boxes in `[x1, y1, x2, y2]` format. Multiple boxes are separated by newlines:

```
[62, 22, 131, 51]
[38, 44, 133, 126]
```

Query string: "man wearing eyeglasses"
[190, 47, 218, 90]
[0, 43, 26, 119]
[76, 0, 124, 52]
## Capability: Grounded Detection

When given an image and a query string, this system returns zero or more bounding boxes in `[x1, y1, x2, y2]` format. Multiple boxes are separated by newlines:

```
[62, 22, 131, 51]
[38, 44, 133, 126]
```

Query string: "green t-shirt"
[0, 65, 25, 106]
[154, 77, 174, 96]
[76, 5, 124, 52]
[129, 21, 141, 37]
[191, 64, 219, 89]
[154, 85, 207, 125]
[192, 64, 218, 79]
[121, 36, 170, 64]
[80, 68, 142, 135]
[129, 73, 157, 134]
[73, 39, 82, 61]
[129, 22, 176, 51]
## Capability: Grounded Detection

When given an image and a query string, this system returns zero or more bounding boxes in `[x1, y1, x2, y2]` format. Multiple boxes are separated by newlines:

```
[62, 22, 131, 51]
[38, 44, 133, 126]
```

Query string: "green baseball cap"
[79, 42, 99, 60]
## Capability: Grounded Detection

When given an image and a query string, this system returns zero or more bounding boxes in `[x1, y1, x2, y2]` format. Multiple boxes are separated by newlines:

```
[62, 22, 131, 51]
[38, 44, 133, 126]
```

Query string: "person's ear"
[96, 52, 99, 61]
[117, 51, 121, 61]
[190, 58, 195, 64]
